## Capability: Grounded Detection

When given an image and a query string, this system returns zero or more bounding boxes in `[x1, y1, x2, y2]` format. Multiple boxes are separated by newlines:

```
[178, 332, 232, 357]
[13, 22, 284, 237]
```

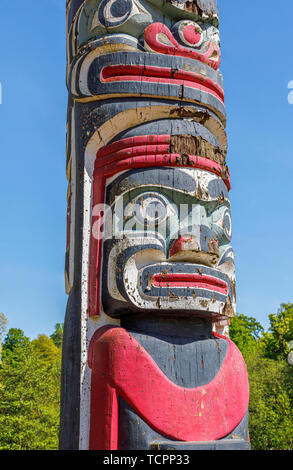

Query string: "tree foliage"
[230, 309, 293, 450]
[261, 303, 293, 360]
[32, 334, 61, 365]
[50, 323, 64, 349]
[246, 351, 293, 450]
[229, 313, 264, 356]
[0, 328, 61, 450]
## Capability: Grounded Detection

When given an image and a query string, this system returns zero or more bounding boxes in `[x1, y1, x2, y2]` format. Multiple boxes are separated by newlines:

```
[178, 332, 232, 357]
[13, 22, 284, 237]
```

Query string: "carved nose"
[168, 233, 219, 267]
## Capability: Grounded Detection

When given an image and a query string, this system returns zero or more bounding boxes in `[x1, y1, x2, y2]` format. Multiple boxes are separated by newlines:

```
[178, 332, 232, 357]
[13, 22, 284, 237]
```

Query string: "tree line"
[229, 303, 293, 450]
[0, 304, 292, 450]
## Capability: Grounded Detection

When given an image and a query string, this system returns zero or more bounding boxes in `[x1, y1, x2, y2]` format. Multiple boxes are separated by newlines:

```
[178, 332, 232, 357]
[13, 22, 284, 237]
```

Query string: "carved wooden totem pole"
[62, 0, 250, 450]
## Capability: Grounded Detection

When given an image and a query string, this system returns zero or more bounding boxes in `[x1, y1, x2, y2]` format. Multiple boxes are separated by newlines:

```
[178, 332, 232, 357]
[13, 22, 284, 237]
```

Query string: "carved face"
[101, 166, 235, 320]
[79, 0, 233, 321]
[77, 0, 220, 60]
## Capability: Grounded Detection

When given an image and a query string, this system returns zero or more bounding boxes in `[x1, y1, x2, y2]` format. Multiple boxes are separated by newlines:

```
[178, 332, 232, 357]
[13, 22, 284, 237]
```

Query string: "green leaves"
[0, 327, 61, 450]
[230, 307, 293, 450]
[245, 352, 293, 450]
[229, 313, 264, 356]
[50, 323, 64, 349]
[261, 303, 293, 360]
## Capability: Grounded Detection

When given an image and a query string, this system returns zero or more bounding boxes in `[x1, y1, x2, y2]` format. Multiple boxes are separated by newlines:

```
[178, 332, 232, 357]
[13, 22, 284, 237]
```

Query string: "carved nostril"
[169, 236, 200, 258]
[168, 234, 220, 267]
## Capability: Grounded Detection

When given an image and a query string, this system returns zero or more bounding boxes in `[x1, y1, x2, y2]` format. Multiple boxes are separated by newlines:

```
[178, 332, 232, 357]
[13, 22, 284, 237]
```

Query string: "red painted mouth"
[152, 273, 228, 295]
[101, 64, 224, 104]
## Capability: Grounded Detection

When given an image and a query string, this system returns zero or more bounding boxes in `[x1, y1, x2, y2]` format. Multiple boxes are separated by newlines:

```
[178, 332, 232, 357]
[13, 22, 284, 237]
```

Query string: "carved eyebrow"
[105, 168, 228, 206]
[106, 168, 196, 203]
[106, 184, 230, 215]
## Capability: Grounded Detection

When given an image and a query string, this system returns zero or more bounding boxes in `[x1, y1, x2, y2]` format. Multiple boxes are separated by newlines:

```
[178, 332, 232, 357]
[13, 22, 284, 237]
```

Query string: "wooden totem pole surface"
[62, 0, 250, 450]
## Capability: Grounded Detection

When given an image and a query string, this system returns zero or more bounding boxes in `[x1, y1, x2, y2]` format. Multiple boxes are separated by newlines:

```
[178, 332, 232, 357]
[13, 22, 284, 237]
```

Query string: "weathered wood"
[62, 0, 250, 450]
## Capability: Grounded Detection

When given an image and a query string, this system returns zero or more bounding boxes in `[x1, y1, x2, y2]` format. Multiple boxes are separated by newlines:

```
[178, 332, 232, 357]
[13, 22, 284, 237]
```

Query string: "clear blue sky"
[0, 0, 292, 339]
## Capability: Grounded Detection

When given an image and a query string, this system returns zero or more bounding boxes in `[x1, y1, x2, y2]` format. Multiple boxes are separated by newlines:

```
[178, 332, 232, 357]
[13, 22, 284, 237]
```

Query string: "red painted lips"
[101, 64, 224, 104]
[152, 273, 228, 295]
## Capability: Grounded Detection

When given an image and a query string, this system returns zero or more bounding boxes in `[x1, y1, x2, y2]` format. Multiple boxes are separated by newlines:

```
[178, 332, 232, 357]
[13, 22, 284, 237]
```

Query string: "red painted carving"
[144, 23, 221, 70]
[152, 273, 228, 295]
[101, 64, 224, 103]
[88, 326, 249, 450]
[182, 23, 203, 47]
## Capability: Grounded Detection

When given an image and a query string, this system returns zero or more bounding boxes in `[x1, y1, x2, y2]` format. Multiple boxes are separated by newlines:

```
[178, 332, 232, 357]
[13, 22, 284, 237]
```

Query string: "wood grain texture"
[62, 0, 250, 450]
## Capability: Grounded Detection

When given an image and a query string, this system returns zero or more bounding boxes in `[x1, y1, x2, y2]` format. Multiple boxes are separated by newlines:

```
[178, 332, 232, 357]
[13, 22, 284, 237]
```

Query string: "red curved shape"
[99, 154, 229, 185]
[88, 326, 249, 449]
[96, 152, 228, 179]
[95, 136, 228, 185]
[152, 273, 228, 295]
[101, 64, 224, 103]
[96, 135, 171, 158]
[144, 23, 221, 71]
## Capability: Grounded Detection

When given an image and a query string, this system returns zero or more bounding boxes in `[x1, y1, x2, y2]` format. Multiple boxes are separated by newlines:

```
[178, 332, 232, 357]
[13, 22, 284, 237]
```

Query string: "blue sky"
[0, 0, 292, 339]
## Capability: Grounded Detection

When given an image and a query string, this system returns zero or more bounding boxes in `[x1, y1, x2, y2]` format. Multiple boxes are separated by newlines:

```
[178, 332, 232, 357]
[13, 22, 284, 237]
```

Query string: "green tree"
[229, 313, 264, 356]
[32, 334, 61, 365]
[261, 303, 293, 360]
[3, 328, 30, 352]
[0, 329, 61, 450]
[230, 309, 293, 450]
[50, 323, 64, 349]
[245, 349, 293, 450]
[1, 329, 30, 365]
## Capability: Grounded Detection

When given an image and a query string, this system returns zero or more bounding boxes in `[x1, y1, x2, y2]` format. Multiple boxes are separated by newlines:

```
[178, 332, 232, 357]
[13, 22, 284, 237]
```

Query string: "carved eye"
[93, 0, 138, 28]
[211, 206, 232, 242]
[222, 208, 232, 240]
[135, 194, 168, 226]
[172, 21, 203, 48]
[125, 193, 174, 228]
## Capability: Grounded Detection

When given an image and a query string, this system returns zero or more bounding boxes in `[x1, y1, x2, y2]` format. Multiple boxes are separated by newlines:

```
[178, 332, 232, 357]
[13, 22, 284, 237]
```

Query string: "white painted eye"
[135, 194, 168, 226]
[211, 206, 232, 242]
[222, 208, 232, 240]
[125, 193, 175, 228]
[92, 0, 140, 29]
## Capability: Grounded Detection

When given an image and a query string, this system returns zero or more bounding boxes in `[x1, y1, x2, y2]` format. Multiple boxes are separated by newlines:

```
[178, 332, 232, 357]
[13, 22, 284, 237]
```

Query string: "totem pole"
[62, 0, 250, 450]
